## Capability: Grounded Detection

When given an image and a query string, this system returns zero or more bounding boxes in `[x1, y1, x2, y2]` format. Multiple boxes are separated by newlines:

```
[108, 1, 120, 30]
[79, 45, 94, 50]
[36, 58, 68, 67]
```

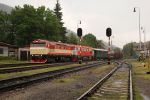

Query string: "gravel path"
[0, 64, 115, 100]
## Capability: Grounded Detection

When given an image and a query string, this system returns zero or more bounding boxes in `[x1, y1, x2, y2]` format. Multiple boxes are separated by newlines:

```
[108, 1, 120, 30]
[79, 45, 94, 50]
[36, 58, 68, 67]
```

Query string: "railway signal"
[77, 28, 82, 37]
[106, 28, 112, 65]
[106, 28, 112, 37]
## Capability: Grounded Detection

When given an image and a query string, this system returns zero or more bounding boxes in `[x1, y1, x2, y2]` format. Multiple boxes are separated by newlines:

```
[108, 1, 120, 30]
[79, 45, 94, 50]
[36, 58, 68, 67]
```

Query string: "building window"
[0, 48, 4, 54]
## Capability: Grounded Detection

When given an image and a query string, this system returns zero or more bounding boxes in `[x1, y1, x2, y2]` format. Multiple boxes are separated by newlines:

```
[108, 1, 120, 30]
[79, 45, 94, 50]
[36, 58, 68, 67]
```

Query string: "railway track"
[0, 61, 100, 69]
[77, 62, 133, 100]
[0, 62, 74, 74]
[0, 63, 44, 68]
[0, 61, 107, 93]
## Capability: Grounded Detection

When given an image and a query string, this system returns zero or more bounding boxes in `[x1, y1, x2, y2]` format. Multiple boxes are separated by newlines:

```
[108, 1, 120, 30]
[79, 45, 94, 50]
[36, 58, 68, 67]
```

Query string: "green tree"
[54, 0, 66, 42]
[66, 32, 78, 44]
[7, 5, 62, 46]
[9, 5, 38, 46]
[123, 42, 136, 58]
[96, 40, 105, 48]
[81, 33, 97, 47]
[0, 11, 10, 42]
[44, 9, 62, 41]
[113, 47, 121, 53]
[54, 0, 62, 21]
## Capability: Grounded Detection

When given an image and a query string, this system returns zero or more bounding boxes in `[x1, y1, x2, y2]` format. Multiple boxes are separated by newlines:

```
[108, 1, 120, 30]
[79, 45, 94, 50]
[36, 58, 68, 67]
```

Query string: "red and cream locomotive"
[30, 39, 94, 63]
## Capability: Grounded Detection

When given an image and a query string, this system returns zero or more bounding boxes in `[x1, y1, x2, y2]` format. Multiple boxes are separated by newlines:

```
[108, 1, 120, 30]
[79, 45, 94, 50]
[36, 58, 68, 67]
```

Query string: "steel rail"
[0, 63, 43, 68]
[125, 62, 133, 100]
[129, 64, 133, 100]
[0, 62, 74, 74]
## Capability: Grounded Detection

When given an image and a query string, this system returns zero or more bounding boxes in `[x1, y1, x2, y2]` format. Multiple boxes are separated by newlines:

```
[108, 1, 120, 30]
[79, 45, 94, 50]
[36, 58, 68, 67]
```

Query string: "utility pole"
[133, 7, 141, 51]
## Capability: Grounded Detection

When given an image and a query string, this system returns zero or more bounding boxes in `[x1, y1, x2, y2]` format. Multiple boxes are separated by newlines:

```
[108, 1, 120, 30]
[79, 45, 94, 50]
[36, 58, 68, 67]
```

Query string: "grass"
[0, 63, 61, 70]
[129, 60, 149, 100]
[0, 56, 28, 64]
[131, 61, 150, 80]
[133, 78, 143, 100]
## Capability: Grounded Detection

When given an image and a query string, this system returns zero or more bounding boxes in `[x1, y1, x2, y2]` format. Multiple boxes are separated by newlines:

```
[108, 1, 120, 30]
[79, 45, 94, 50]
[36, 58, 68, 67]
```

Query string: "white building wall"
[0, 46, 8, 56]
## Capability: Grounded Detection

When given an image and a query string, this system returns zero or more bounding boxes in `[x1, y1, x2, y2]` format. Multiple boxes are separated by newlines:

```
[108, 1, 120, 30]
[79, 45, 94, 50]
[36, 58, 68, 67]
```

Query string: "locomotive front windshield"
[31, 43, 46, 47]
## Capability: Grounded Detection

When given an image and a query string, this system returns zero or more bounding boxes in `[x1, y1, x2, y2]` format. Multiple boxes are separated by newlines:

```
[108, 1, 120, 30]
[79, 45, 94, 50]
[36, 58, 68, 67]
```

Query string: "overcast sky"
[0, 0, 150, 48]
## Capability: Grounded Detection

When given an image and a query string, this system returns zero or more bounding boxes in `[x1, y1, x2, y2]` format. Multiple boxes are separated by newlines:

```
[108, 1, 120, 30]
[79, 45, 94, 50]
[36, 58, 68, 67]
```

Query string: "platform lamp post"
[77, 21, 82, 64]
[133, 7, 142, 51]
[106, 28, 112, 65]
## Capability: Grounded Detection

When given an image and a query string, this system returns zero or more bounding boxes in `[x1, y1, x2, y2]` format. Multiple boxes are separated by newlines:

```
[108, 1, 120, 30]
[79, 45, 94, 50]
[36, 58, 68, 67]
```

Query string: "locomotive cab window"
[31, 43, 46, 47]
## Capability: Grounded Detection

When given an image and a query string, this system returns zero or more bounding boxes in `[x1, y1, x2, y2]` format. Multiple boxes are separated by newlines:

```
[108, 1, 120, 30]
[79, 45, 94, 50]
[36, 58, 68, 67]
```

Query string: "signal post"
[106, 28, 112, 65]
[77, 26, 82, 64]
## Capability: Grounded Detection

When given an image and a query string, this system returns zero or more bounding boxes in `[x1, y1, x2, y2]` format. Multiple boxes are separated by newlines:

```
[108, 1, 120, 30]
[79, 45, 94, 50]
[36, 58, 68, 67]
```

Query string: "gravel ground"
[0, 64, 115, 100]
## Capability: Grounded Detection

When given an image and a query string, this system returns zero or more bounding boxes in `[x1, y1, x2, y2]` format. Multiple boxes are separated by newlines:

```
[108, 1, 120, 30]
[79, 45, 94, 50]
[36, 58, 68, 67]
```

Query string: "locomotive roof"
[32, 39, 74, 46]
[93, 48, 108, 51]
[32, 39, 94, 48]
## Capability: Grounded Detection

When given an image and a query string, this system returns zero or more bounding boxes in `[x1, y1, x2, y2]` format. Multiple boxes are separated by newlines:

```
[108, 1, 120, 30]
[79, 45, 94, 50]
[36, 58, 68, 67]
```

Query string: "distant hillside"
[0, 3, 12, 13]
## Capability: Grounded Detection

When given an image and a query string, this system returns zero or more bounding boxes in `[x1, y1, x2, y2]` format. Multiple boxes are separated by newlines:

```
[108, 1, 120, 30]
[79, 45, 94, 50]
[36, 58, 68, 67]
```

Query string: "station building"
[0, 42, 30, 61]
[0, 42, 18, 58]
